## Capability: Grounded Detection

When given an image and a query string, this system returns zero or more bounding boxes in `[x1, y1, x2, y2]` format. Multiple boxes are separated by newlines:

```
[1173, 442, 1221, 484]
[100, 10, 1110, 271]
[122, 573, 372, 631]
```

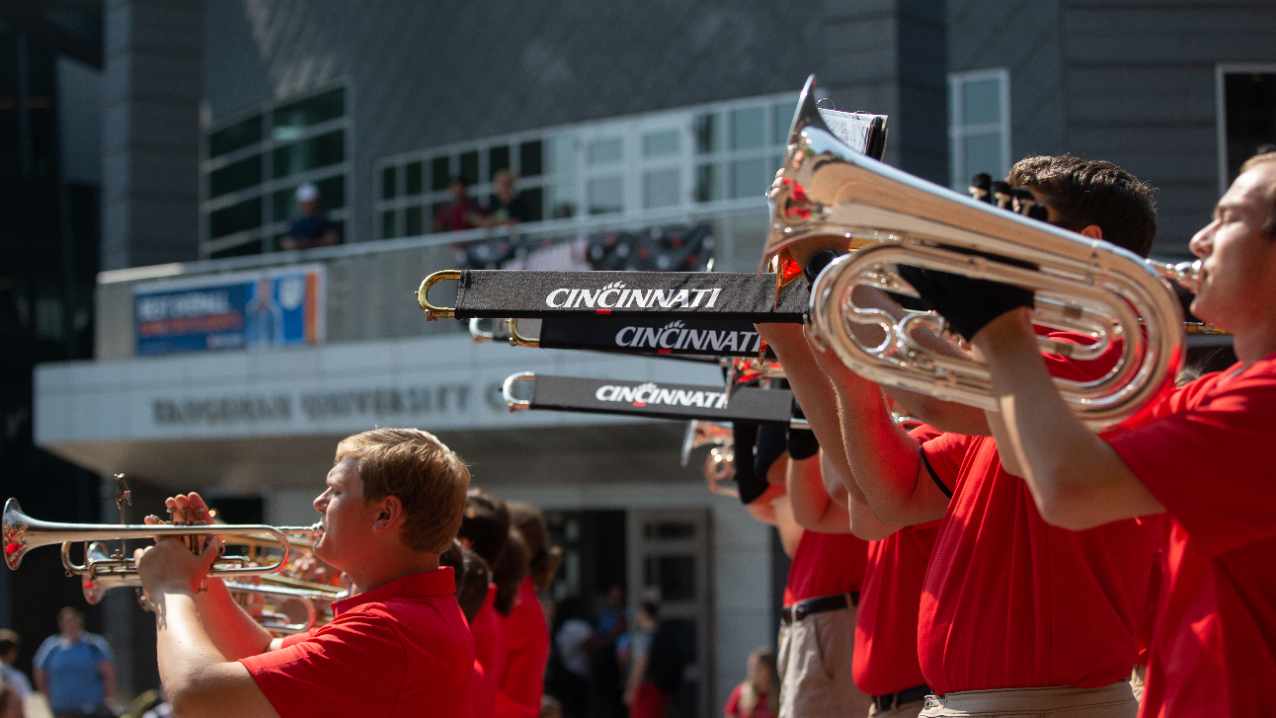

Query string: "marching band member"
[495, 502, 558, 718]
[133, 428, 474, 718]
[460, 489, 514, 718]
[925, 153, 1276, 717]
[762, 155, 1162, 718]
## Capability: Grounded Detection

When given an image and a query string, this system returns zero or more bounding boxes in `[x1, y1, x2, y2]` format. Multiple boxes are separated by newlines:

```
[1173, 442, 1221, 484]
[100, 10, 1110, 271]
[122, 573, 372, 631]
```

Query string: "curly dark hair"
[1006, 155, 1157, 258]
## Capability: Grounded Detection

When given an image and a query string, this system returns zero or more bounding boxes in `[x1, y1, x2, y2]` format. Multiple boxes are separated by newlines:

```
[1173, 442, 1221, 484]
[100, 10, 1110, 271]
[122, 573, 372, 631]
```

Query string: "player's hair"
[492, 529, 530, 616]
[1007, 155, 1157, 258]
[440, 539, 492, 624]
[0, 628, 18, 656]
[508, 502, 562, 589]
[458, 488, 511, 569]
[335, 428, 470, 554]
[1239, 151, 1276, 238]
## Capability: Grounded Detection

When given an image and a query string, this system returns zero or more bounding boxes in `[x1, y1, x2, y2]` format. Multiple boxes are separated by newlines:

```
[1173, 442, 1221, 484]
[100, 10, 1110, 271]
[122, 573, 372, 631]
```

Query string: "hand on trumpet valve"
[896, 254, 1035, 342]
[134, 492, 223, 598]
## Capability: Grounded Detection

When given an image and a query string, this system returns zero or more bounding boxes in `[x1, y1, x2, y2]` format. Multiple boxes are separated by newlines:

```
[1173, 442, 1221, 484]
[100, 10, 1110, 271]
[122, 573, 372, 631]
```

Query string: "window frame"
[1215, 63, 1276, 197]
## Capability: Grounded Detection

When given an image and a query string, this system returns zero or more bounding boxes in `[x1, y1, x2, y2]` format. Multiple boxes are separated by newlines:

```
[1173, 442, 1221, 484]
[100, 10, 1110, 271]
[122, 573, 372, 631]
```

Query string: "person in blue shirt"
[280, 183, 339, 250]
[32, 608, 115, 718]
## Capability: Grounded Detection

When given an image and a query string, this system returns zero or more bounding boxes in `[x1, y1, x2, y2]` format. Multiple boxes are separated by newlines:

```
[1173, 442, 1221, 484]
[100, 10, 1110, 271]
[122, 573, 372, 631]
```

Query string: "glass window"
[949, 69, 1009, 190]
[210, 240, 262, 259]
[316, 174, 345, 210]
[586, 176, 623, 214]
[209, 196, 262, 239]
[587, 137, 623, 166]
[730, 106, 766, 150]
[548, 135, 575, 175]
[643, 168, 681, 208]
[272, 87, 344, 140]
[272, 130, 345, 179]
[208, 154, 262, 199]
[404, 206, 424, 236]
[405, 161, 423, 195]
[643, 130, 680, 158]
[520, 140, 543, 176]
[382, 166, 397, 200]
[489, 145, 510, 178]
[459, 151, 480, 185]
[550, 183, 577, 219]
[695, 163, 722, 203]
[694, 113, 721, 154]
[729, 157, 768, 199]
[1223, 71, 1276, 187]
[381, 209, 397, 239]
[431, 156, 451, 191]
[773, 102, 792, 145]
[208, 114, 262, 158]
[272, 187, 294, 222]
[521, 186, 544, 222]
[644, 554, 696, 601]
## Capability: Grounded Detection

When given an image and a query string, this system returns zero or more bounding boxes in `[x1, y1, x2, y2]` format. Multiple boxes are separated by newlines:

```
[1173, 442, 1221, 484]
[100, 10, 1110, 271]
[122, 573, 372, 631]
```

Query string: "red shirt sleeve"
[920, 431, 973, 492]
[723, 683, 743, 717]
[1107, 365, 1276, 557]
[240, 610, 406, 718]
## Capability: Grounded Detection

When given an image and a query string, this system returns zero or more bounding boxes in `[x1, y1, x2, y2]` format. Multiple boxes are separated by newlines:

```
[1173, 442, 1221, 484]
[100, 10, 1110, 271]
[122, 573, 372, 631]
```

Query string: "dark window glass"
[209, 238, 263, 259]
[489, 145, 510, 179]
[430, 201, 449, 232]
[208, 154, 262, 199]
[405, 161, 423, 195]
[316, 174, 345, 209]
[520, 140, 543, 176]
[522, 187, 544, 222]
[208, 115, 262, 158]
[272, 130, 345, 179]
[431, 156, 451, 191]
[272, 87, 344, 135]
[459, 151, 479, 185]
[643, 521, 696, 539]
[695, 163, 722, 203]
[272, 188, 293, 222]
[381, 210, 397, 239]
[694, 113, 721, 154]
[1225, 72, 1276, 185]
[643, 554, 696, 601]
[209, 196, 262, 238]
[404, 206, 424, 235]
[382, 166, 397, 200]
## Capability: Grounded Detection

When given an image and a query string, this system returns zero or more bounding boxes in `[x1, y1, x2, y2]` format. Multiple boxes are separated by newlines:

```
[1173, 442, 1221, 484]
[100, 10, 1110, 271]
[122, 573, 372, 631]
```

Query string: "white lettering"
[615, 327, 637, 346]
[546, 289, 570, 308]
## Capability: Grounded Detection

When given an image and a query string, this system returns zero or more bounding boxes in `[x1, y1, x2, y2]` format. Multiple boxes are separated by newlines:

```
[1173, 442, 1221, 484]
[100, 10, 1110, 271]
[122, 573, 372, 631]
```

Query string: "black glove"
[896, 252, 1034, 341]
[732, 423, 768, 505]
[787, 428, 820, 460]
[754, 424, 788, 479]
[804, 250, 845, 289]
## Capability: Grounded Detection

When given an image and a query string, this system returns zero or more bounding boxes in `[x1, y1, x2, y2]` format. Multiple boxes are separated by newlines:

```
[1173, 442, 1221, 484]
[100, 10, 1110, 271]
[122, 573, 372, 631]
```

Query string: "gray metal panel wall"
[202, 0, 826, 248]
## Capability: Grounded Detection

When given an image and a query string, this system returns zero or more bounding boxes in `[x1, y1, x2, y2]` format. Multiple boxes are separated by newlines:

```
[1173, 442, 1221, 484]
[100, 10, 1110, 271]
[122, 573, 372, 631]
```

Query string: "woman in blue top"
[32, 608, 115, 718]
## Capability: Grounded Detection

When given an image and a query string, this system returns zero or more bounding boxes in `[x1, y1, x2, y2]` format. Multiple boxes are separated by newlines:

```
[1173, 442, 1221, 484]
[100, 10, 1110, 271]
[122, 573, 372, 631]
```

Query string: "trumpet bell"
[680, 420, 734, 467]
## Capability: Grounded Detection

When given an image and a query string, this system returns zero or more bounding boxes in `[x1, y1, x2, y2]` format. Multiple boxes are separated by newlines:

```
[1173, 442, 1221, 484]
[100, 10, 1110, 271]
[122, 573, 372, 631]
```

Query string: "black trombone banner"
[533, 317, 768, 358]
[451, 270, 808, 322]
[516, 374, 796, 424]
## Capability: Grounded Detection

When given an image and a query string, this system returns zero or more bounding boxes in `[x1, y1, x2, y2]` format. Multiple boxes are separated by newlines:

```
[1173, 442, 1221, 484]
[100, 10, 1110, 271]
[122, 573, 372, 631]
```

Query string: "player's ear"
[1079, 224, 1104, 240]
[372, 495, 403, 533]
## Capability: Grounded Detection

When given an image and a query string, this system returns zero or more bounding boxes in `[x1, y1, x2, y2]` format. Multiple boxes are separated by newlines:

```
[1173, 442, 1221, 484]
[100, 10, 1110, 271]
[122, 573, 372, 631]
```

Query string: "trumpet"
[680, 420, 737, 495]
[3, 498, 322, 583]
[770, 79, 1198, 430]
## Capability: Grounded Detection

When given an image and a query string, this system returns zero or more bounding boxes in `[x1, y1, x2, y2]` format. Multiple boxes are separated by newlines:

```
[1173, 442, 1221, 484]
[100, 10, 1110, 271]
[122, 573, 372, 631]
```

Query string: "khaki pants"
[1128, 665, 1146, 705]
[868, 698, 925, 718]
[918, 683, 1137, 718]
[777, 603, 871, 718]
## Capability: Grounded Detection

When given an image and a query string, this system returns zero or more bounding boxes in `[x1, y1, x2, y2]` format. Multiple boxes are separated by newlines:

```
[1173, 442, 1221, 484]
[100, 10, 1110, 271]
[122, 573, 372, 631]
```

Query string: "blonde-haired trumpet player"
[134, 428, 474, 718]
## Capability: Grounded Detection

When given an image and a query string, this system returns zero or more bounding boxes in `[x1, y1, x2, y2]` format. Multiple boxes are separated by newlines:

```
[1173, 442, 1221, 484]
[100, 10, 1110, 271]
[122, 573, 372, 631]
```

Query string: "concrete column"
[101, 0, 203, 270]
[821, 0, 948, 184]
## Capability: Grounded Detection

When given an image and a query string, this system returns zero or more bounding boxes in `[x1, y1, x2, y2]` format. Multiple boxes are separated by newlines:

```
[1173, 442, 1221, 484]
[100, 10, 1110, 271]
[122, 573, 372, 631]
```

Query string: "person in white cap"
[281, 182, 339, 250]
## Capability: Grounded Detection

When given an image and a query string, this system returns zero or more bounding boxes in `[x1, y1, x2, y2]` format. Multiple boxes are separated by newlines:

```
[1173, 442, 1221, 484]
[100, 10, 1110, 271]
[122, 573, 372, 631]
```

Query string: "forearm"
[977, 310, 1164, 528]
[192, 578, 275, 661]
[786, 456, 849, 533]
[155, 590, 236, 701]
[100, 662, 116, 699]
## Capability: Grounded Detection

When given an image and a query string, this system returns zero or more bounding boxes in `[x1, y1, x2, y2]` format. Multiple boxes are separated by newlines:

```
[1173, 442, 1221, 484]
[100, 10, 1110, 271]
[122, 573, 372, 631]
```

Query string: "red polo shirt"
[494, 577, 549, 718]
[471, 585, 508, 718]
[241, 567, 473, 718]
[1106, 354, 1276, 717]
[784, 529, 868, 605]
[916, 328, 1157, 695]
[853, 520, 940, 696]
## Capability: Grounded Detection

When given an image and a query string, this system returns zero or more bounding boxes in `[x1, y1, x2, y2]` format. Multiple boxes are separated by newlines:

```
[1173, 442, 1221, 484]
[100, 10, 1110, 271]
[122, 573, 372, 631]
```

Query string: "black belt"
[780, 591, 859, 625]
[872, 685, 932, 713]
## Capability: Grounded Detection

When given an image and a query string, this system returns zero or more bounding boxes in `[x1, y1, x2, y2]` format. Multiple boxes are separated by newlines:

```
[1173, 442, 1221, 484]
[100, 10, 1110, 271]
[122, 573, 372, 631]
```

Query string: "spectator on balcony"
[482, 170, 531, 229]
[280, 182, 339, 250]
[435, 176, 486, 233]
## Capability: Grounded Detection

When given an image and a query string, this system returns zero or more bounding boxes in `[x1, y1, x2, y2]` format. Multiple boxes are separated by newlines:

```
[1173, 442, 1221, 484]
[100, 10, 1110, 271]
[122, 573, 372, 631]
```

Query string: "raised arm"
[973, 309, 1164, 529]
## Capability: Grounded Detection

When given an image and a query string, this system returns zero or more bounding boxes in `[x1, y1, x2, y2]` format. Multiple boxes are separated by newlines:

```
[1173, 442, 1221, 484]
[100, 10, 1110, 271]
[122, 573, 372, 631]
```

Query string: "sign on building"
[133, 265, 325, 355]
